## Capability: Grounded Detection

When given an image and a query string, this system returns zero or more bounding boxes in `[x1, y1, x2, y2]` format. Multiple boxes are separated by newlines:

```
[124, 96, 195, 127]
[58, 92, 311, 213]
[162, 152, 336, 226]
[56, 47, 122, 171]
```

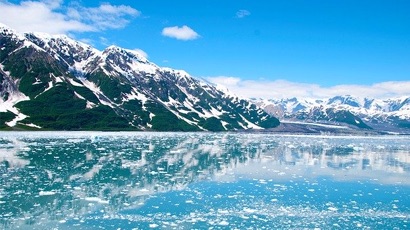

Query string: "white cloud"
[68, 3, 140, 30]
[162, 25, 199, 41]
[132, 48, 148, 59]
[0, 0, 139, 34]
[98, 36, 110, 46]
[236, 10, 251, 18]
[207, 76, 241, 87]
[206, 76, 410, 100]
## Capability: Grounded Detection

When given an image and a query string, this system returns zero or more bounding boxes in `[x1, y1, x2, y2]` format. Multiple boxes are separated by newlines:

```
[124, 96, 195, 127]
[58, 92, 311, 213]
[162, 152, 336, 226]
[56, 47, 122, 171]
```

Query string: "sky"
[1, 0, 410, 99]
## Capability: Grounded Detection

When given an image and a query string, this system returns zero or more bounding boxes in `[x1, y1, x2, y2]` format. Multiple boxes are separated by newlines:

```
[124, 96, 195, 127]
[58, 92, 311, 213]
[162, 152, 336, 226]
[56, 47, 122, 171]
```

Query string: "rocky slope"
[0, 24, 279, 131]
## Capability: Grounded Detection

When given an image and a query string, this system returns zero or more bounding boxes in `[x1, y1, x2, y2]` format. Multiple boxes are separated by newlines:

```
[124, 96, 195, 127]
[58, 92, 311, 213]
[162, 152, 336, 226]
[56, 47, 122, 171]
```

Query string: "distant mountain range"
[253, 95, 410, 134]
[0, 23, 279, 131]
[1, 24, 409, 134]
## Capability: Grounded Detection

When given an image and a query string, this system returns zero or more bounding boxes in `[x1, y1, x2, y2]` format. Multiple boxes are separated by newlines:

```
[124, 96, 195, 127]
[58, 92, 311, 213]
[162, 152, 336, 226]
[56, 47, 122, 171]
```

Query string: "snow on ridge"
[161, 67, 191, 79]
[127, 57, 157, 75]
[27, 31, 57, 42]
[0, 23, 26, 41]
[0, 27, 45, 53]
[212, 82, 241, 101]
[98, 45, 159, 77]
[27, 32, 98, 53]
[23, 31, 101, 76]
[104, 45, 122, 52]
[2, 24, 246, 111]
[258, 95, 410, 113]
[104, 45, 149, 63]
[0, 22, 9, 29]
[123, 48, 149, 63]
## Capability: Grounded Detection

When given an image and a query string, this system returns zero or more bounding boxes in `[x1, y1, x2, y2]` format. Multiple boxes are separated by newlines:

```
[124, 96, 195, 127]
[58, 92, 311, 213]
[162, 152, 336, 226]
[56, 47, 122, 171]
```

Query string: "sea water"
[0, 132, 409, 229]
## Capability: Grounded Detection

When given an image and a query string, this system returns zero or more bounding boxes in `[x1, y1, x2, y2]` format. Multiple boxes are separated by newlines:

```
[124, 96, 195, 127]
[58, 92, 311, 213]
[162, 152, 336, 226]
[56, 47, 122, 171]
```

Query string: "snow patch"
[161, 67, 191, 79]
[67, 78, 84, 87]
[0, 94, 29, 113]
[159, 97, 202, 129]
[86, 101, 97, 109]
[80, 79, 115, 108]
[238, 114, 263, 130]
[34, 81, 53, 98]
[0, 66, 30, 113]
[74, 92, 85, 100]
[55, 76, 64, 83]
[181, 100, 210, 119]
[123, 88, 149, 109]
[127, 58, 157, 75]
[221, 121, 229, 130]
[210, 106, 223, 117]
[6, 112, 27, 127]
[22, 123, 41, 129]
[32, 78, 42, 85]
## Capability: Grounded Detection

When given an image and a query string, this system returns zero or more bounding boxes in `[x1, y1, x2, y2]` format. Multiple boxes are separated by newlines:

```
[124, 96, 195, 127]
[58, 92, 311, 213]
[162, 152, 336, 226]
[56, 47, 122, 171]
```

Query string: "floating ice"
[218, 220, 229, 226]
[84, 197, 109, 204]
[149, 223, 159, 228]
[39, 191, 56, 196]
[0, 132, 409, 229]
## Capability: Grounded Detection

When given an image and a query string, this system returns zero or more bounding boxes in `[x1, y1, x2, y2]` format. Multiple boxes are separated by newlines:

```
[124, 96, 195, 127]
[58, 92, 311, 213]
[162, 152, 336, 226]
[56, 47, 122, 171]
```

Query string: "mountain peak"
[327, 95, 362, 107]
[0, 24, 280, 131]
[0, 22, 10, 30]
[254, 95, 410, 132]
[104, 45, 122, 51]
[103, 45, 149, 63]
[0, 23, 26, 41]
[161, 67, 191, 79]
[25, 32, 88, 48]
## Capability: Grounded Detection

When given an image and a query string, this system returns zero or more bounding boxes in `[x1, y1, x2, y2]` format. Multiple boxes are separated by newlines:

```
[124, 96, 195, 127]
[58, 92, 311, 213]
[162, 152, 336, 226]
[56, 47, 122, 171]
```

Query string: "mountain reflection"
[0, 132, 409, 227]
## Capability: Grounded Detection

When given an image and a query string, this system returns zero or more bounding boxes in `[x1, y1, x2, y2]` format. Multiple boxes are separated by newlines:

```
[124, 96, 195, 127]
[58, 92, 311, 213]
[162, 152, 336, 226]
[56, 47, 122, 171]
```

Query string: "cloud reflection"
[0, 132, 409, 228]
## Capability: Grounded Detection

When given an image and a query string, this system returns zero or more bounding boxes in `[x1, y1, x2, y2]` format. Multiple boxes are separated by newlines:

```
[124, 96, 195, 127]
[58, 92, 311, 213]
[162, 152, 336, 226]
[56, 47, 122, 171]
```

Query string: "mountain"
[254, 95, 410, 133]
[0, 24, 279, 131]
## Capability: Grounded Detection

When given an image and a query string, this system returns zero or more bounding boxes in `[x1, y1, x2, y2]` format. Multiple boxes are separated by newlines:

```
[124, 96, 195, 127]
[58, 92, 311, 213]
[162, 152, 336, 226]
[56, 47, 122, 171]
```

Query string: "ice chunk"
[84, 197, 109, 204]
[39, 191, 56, 196]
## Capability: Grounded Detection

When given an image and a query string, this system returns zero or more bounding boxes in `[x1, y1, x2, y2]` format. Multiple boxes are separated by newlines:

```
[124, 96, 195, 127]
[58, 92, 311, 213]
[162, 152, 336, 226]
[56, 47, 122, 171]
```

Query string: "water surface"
[0, 132, 409, 229]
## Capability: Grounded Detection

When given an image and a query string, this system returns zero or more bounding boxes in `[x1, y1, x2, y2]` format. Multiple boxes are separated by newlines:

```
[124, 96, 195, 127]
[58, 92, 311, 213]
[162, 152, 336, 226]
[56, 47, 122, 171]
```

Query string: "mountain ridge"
[0, 24, 279, 131]
[254, 95, 410, 133]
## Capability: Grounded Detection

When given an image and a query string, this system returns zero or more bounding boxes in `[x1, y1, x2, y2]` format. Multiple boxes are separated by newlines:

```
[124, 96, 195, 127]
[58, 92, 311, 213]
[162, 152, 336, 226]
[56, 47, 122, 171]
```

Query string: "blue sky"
[1, 0, 410, 99]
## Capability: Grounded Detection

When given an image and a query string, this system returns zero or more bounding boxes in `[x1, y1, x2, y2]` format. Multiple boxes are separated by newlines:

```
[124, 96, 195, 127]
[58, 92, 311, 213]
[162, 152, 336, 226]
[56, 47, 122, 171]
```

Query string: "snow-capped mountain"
[0, 24, 279, 131]
[254, 95, 410, 132]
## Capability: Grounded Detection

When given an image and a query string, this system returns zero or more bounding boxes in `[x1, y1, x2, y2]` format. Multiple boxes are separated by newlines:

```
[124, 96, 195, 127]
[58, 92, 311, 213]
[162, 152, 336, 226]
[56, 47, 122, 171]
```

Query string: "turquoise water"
[0, 132, 409, 229]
